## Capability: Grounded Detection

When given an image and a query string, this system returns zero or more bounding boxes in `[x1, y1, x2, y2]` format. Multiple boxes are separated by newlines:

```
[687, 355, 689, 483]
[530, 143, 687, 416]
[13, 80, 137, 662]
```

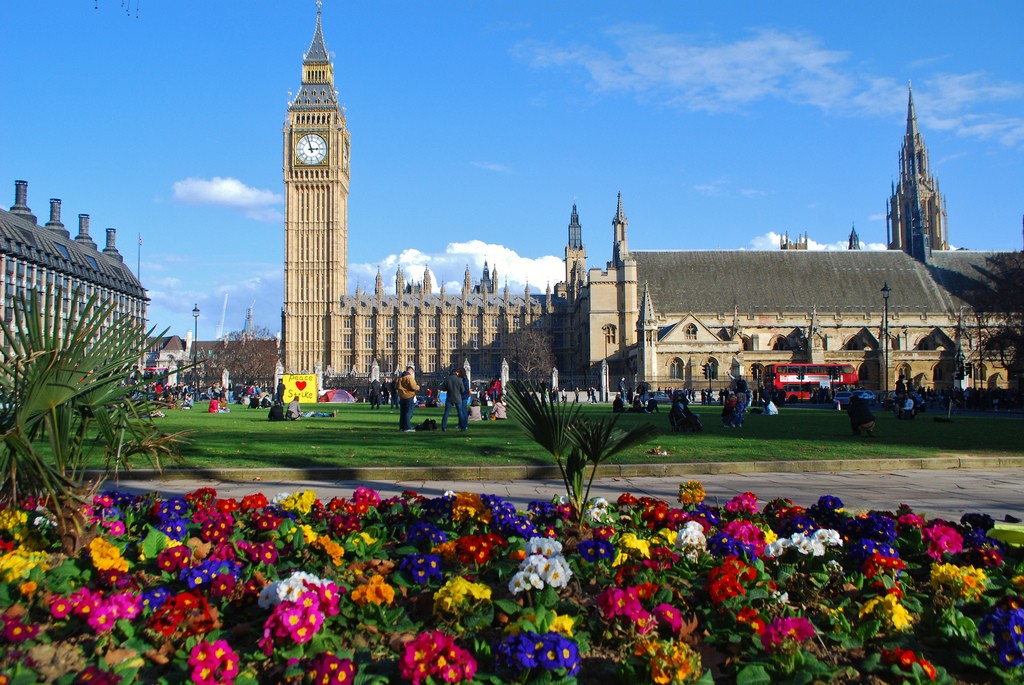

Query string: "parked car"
[835, 389, 875, 407]
[646, 391, 673, 406]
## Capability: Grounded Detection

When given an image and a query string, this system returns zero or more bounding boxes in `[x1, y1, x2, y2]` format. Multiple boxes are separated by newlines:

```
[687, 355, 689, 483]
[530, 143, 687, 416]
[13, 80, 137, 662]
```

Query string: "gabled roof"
[633, 249, 1002, 316]
[0, 206, 145, 299]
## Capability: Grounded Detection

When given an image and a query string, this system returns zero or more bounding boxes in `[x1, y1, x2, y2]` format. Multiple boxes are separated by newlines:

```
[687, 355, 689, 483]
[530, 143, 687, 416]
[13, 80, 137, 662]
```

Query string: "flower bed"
[1, 481, 1023, 684]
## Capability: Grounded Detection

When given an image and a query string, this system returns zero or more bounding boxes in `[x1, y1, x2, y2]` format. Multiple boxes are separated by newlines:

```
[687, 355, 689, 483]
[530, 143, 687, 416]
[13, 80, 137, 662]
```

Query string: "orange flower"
[350, 575, 395, 607]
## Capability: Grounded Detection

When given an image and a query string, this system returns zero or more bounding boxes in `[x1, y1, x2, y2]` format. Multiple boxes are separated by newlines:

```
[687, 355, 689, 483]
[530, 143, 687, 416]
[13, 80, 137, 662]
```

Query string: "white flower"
[542, 556, 572, 588]
[813, 528, 843, 547]
[258, 571, 326, 608]
[271, 492, 291, 505]
[772, 590, 790, 605]
[763, 539, 789, 559]
[674, 521, 707, 555]
[526, 537, 562, 557]
[508, 571, 531, 594]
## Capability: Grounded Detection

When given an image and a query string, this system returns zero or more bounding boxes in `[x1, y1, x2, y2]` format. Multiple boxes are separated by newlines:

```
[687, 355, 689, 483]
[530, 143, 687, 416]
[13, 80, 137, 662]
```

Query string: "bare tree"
[509, 326, 555, 383]
[970, 251, 1024, 382]
[207, 326, 280, 387]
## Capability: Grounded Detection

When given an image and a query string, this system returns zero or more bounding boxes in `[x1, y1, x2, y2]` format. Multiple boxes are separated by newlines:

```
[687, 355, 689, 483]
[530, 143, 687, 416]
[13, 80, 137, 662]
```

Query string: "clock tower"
[283, 4, 351, 373]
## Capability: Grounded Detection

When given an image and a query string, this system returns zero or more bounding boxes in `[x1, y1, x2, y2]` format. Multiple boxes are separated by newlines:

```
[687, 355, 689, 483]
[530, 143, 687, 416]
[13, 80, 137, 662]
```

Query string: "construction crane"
[214, 293, 228, 340]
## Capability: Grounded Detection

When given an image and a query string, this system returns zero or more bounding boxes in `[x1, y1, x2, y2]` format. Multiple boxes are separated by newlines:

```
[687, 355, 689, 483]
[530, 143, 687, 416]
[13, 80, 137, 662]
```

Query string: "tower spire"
[906, 81, 919, 138]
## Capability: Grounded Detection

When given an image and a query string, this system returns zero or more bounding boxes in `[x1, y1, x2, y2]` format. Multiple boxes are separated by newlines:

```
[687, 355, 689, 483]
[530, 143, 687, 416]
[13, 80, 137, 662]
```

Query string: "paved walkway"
[108, 467, 1023, 523]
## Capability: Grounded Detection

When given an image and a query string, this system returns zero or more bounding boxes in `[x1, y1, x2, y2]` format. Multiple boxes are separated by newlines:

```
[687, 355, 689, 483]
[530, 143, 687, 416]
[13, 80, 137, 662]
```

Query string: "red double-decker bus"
[765, 363, 858, 402]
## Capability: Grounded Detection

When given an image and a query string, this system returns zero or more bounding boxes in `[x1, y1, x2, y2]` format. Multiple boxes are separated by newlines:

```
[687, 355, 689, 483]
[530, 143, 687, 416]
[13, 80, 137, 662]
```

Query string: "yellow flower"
[280, 490, 317, 515]
[0, 548, 50, 582]
[635, 638, 702, 684]
[678, 480, 706, 506]
[88, 537, 128, 573]
[613, 533, 651, 566]
[452, 492, 491, 523]
[311, 534, 345, 566]
[350, 575, 395, 607]
[433, 576, 491, 615]
[1012, 574, 1024, 592]
[931, 562, 987, 602]
[860, 594, 913, 631]
[657, 529, 678, 547]
[507, 611, 575, 637]
[761, 526, 778, 544]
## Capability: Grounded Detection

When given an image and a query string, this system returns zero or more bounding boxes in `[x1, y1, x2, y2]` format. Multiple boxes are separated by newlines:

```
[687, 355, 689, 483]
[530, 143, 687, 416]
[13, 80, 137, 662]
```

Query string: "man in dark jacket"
[441, 368, 468, 431]
[847, 395, 876, 437]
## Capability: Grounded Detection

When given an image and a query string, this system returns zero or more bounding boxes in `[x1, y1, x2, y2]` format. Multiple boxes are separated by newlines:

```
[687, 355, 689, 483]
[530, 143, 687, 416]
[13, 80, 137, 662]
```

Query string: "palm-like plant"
[0, 289, 184, 544]
[505, 381, 657, 524]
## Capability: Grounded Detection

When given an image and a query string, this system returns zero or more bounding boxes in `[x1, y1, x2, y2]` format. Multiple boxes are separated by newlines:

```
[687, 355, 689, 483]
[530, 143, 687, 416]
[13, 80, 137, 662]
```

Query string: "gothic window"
[706, 358, 719, 380]
[406, 332, 417, 348]
[750, 364, 764, 384]
[684, 323, 697, 340]
[448, 333, 458, 348]
[844, 337, 862, 351]
[363, 333, 374, 349]
[916, 336, 933, 351]
[741, 336, 753, 351]
[604, 324, 617, 345]
[772, 337, 790, 351]
[669, 358, 684, 379]
[428, 332, 437, 347]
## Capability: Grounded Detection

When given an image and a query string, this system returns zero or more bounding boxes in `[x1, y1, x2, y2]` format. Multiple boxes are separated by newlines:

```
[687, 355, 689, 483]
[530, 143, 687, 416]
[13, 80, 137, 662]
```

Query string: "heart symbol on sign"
[296, 381, 307, 391]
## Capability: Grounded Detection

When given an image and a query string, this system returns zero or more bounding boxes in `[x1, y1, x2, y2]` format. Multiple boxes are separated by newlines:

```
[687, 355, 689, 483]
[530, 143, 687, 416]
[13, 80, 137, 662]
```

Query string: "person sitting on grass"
[268, 400, 285, 421]
[491, 396, 507, 420]
[286, 397, 301, 421]
[612, 394, 625, 413]
[847, 394, 876, 437]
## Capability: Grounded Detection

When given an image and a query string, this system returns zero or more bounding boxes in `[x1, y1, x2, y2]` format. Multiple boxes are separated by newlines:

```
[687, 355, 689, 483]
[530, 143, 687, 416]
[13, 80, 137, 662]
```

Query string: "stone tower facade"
[283, 6, 352, 373]
[887, 84, 948, 260]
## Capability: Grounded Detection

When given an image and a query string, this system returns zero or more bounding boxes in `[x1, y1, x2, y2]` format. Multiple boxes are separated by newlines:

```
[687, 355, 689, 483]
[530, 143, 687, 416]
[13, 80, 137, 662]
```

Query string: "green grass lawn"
[128, 401, 1024, 470]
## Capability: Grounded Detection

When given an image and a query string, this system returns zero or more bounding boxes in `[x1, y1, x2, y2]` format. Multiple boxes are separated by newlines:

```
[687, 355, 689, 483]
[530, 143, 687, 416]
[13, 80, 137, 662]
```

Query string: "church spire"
[612, 192, 629, 266]
[568, 202, 583, 249]
[848, 223, 860, 250]
[906, 81, 919, 138]
[638, 282, 657, 327]
[375, 266, 384, 300]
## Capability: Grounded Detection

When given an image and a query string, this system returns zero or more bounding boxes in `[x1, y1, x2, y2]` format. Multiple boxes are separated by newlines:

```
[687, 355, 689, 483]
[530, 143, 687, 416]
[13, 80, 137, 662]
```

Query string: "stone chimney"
[9, 180, 37, 223]
[75, 214, 98, 250]
[45, 198, 70, 238]
[103, 228, 123, 261]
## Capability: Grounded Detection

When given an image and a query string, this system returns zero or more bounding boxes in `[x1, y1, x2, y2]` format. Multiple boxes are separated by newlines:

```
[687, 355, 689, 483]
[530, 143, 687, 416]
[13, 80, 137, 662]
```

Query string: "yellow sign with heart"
[282, 374, 318, 403]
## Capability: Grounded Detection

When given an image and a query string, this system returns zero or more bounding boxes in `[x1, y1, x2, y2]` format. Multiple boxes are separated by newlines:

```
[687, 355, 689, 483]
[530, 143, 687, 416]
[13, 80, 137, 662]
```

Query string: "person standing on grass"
[441, 367, 467, 432]
[396, 366, 420, 433]
[368, 378, 381, 410]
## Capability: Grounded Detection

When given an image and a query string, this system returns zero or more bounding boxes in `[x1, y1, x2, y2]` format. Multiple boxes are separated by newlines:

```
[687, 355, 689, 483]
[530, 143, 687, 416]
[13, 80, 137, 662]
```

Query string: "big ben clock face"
[295, 134, 328, 165]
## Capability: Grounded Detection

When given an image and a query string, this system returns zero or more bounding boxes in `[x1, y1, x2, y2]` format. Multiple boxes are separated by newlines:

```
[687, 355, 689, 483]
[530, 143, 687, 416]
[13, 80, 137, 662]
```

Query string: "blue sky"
[3, 1, 1023, 338]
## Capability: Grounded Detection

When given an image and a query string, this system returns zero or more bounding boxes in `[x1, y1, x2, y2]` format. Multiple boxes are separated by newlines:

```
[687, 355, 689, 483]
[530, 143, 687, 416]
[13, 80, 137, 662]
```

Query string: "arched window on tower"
[669, 358, 684, 379]
[604, 324, 617, 345]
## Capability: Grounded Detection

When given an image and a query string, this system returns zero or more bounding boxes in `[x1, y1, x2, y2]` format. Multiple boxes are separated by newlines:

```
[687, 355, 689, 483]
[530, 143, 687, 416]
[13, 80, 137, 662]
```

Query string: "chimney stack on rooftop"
[76, 213, 98, 250]
[46, 198, 70, 238]
[103, 228, 123, 261]
[9, 180, 37, 223]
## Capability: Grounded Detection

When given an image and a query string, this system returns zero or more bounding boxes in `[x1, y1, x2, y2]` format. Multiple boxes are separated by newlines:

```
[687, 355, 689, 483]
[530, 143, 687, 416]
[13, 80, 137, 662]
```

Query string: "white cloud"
[517, 27, 1024, 146]
[471, 161, 512, 173]
[747, 231, 886, 251]
[172, 177, 283, 221]
[350, 240, 564, 295]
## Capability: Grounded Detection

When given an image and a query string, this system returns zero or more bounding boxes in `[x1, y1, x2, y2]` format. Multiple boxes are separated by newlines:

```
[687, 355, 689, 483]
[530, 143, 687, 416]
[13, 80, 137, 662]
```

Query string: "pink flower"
[725, 492, 759, 515]
[723, 520, 767, 556]
[761, 616, 816, 652]
[653, 603, 684, 635]
[922, 523, 963, 560]
[188, 639, 239, 685]
[399, 631, 476, 685]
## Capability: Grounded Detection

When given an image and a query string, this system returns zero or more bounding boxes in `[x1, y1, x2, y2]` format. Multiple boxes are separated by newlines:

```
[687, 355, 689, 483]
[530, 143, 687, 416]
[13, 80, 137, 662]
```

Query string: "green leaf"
[736, 663, 772, 685]
[140, 524, 168, 560]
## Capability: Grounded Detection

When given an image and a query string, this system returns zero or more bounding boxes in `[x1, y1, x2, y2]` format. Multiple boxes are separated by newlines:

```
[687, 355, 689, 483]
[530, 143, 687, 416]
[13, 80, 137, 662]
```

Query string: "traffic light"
[702, 363, 710, 379]
[965, 363, 974, 377]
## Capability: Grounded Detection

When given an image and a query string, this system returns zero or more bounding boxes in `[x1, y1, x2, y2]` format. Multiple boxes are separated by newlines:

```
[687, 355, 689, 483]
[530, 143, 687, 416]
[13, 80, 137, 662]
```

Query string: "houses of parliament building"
[282, 7, 1013, 393]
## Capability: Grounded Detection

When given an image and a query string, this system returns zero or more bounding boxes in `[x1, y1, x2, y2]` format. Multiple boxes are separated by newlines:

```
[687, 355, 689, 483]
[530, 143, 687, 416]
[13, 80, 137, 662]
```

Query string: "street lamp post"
[881, 283, 891, 403]
[192, 304, 200, 390]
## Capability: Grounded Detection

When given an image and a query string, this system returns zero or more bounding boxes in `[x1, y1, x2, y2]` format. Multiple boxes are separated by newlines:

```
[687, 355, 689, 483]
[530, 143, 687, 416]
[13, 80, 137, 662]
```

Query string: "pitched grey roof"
[633, 249, 1002, 316]
[0, 206, 145, 299]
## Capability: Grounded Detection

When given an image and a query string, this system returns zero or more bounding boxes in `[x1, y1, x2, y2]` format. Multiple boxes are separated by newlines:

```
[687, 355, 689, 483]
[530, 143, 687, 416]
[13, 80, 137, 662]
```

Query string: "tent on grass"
[319, 389, 356, 403]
